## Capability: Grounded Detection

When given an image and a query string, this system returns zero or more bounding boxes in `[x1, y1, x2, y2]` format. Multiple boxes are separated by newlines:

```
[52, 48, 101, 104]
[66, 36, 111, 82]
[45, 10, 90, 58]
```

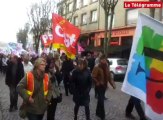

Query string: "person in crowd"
[94, 52, 103, 98]
[17, 58, 52, 120]
[70, 58, 92, 120]
[30, 54, 38, 65]
[60, 53, 66, 62]
[92, 55, 116, 120]
[86, 53, 95, 72]
[45, 53, 53, 73]
[61, 55, 74, 96]
[0, 54, 2, 73]
[2, 54, 8, 74]
[22, 53, 33, 73]
[125, 96, 147, 120]
[5, 55, 24, 112]
[47, 58, 62, 120]
[94, 52, 103, 65]
[53, 52, 62, 85]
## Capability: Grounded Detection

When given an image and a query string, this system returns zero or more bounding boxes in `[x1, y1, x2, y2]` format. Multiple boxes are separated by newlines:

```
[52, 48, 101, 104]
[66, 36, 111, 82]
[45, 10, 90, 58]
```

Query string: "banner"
[40, 34, 53, 47]
[7, 42, 26, 56]
[8, 42, 22, 51]
[52, 13, 80, 59]
[121, 13, 163, 120]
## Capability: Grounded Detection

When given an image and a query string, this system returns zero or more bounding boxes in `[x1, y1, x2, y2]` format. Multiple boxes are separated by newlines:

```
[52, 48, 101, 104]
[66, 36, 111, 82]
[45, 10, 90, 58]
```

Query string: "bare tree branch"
[27, 0, 57, 53]
[16, 23, 29, 49]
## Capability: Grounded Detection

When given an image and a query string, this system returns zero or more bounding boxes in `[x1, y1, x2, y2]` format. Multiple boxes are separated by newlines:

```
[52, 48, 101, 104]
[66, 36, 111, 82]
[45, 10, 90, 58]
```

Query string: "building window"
[108, 14, 115, 29]
[81, 13, 87, 25]
[68, 2, 73, 12]
[83, 0, 89, 6]
[58, 7, 62, 15]
[121, 36, 133, 46]
[74, 16, 78, 26]
[91, 10, 97, 22]
[126, 9, 138, 25]
[110, 37, 119, 46]
[63, 6, 66, 15]
[76, 0, 81, 9]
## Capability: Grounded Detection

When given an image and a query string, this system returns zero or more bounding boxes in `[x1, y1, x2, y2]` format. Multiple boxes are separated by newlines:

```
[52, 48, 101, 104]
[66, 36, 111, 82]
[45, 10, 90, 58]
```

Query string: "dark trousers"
[125, 96, 145, 119]
[74, 104, 90, 120]
[47, 98, 58, 120]
[0, 65, 2, 73]
[2, 66, 7, 74]
[27, 113, 44, 120]
[95, 86, 98, 98]
[9, 85, 18, 108]
[96, 86, 106, 120]
[63, 75, 70, 96]
[55, 72, 62, 86]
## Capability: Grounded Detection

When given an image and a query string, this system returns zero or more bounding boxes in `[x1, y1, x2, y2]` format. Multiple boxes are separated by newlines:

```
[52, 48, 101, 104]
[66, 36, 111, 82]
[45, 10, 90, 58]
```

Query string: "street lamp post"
[99, 0, 118, 56]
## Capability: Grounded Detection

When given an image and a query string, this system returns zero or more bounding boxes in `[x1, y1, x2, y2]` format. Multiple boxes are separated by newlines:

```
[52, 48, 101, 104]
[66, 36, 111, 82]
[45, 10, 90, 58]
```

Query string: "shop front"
[94, 26, 136, 58]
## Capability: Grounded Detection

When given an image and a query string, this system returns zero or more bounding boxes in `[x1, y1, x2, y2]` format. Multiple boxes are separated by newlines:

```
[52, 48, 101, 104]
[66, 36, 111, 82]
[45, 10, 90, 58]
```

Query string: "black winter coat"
[5, 59, 24, 87]
[71, 68, 92, 106]
[61, 60, 74, 75]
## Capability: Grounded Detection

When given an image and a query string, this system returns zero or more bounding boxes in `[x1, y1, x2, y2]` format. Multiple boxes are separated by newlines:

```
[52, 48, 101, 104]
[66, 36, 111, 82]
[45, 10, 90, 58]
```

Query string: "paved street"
[0, 73, 143, 120]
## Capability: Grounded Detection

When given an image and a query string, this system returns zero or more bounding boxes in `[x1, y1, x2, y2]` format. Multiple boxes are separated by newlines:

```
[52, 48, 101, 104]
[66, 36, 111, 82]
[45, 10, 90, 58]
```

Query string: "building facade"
[57, 0, 162, 58]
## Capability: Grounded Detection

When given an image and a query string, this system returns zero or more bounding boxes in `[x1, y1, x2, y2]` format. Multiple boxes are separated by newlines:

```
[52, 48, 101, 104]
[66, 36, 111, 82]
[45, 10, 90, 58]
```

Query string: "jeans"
[9, 85, 18, 108]
[27, 113, 44, 120]
[96, 86, 106, 120]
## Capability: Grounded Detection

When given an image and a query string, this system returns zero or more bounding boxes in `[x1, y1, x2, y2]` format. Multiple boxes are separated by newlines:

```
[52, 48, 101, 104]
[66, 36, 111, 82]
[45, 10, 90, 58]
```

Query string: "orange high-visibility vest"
[26, 72, 49, 96]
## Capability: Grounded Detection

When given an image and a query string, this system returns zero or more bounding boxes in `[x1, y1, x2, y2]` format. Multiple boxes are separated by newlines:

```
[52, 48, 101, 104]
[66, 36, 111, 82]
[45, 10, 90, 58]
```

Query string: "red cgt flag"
[52, 13, 80, 59]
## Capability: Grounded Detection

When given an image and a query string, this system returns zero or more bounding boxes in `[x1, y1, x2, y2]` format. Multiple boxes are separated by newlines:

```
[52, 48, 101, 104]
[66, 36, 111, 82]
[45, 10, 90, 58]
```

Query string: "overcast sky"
[0, 0, 57, 44]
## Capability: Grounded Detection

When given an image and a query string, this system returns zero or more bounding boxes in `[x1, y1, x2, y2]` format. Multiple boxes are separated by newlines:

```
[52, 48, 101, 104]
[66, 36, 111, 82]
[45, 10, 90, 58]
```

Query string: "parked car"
[107, 58, 128, 81]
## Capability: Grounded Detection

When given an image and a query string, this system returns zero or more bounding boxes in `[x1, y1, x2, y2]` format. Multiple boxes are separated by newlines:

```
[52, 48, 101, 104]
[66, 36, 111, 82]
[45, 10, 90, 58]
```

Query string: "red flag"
[52, 13, 80, 59]
[41, 34, 53, 47]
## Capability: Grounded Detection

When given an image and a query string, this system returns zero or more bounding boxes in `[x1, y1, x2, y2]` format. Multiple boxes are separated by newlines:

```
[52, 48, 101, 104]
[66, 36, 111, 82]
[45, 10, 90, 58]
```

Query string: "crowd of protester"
[0, 51, 147, 120]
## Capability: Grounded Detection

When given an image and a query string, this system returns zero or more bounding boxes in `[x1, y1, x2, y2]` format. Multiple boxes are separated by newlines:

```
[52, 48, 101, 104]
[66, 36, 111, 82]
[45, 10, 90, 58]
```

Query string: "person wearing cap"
[5, 55, 24, 112]
[92, 55, 116, 120]
[17, 58, 52, 120]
